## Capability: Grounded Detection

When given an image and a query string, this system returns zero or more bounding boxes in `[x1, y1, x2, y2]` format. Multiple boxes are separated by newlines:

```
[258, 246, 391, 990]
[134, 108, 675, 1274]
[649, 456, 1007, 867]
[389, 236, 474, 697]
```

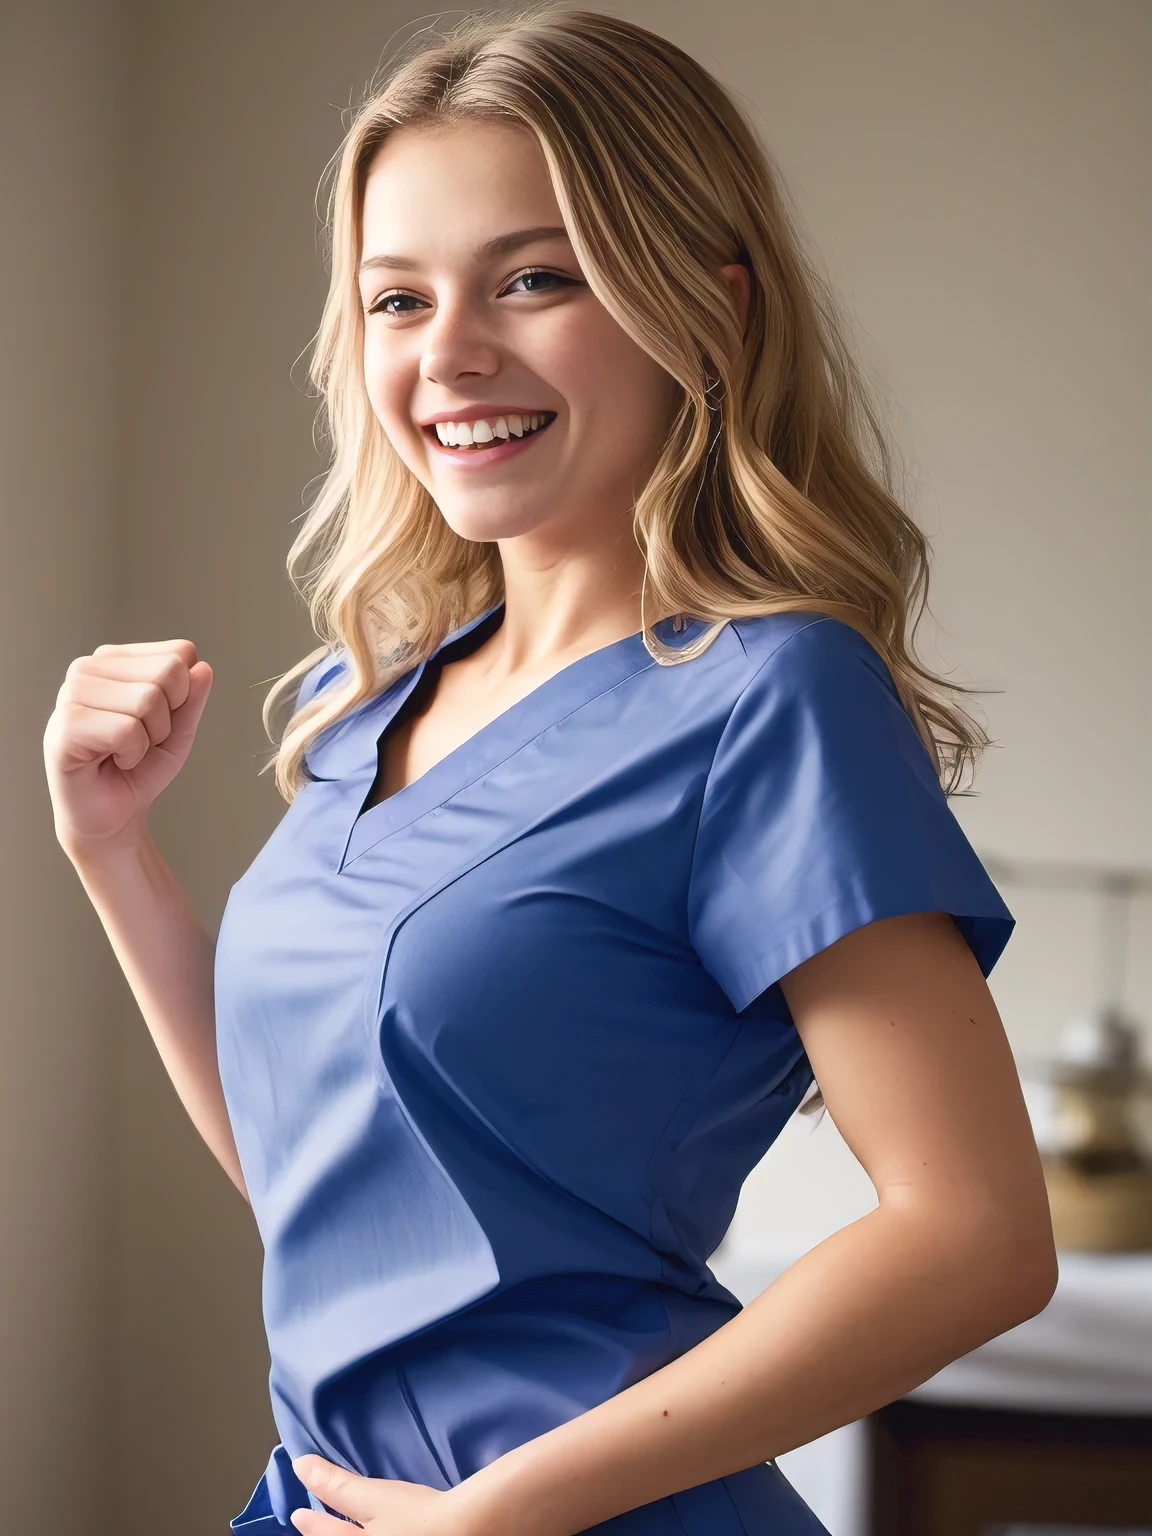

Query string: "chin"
[436, 505, 553, 543]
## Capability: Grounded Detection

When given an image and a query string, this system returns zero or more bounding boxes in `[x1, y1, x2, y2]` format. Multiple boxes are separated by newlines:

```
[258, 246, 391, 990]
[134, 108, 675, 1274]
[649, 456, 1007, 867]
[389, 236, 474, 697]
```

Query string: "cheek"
[362, 334, 401, 423]
[363, 340, 425, 465]
[550, 313, 674, 440]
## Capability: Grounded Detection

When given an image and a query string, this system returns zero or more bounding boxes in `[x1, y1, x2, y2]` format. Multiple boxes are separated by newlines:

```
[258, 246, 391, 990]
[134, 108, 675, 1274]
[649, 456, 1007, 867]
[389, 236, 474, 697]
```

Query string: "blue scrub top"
[216, 604, 1013, 1534]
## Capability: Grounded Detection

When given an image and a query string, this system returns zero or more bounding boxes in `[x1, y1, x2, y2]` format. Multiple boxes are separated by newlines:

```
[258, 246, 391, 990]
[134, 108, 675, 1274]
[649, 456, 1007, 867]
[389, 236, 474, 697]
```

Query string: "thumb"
[291, 1456, 379, 1522]
[164, 659, 213, 757]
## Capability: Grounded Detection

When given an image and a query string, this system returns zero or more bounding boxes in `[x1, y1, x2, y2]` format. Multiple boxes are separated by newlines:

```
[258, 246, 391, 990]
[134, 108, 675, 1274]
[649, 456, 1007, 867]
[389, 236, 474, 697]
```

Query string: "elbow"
[897, 1191, 1059, 1340]
[1020, 1231, 1060, 1318]
[967, 1208, 1059, 1334]
[999, 1235, 1058, 1327]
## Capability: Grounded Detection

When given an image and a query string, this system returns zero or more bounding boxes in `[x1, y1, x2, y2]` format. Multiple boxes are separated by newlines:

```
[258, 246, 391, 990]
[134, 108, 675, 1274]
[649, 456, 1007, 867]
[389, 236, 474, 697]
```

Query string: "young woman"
[44, 7, 1057, 1534]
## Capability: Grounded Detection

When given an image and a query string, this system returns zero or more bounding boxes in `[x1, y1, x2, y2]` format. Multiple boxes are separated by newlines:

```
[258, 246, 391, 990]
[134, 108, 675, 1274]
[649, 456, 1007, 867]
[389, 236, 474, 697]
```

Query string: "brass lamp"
[980, 856, 1152, 1253]
[1038, 1007, 1152, 1252]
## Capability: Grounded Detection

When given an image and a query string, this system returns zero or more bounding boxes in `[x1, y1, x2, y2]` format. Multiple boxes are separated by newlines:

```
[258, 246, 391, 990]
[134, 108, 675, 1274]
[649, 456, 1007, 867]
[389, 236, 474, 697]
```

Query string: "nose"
[420, 293, 501, 387]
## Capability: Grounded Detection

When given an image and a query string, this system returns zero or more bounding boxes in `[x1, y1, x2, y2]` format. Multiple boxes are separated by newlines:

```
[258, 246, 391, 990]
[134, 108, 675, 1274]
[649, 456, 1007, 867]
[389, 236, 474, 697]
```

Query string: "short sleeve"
[686, 617, 1014, 1013]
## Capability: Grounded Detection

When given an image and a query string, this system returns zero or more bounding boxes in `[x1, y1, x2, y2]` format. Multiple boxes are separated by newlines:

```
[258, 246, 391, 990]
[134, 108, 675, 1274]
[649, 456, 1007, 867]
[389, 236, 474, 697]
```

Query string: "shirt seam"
[684, 615, 835, 890]
[341, 654, 657, 865]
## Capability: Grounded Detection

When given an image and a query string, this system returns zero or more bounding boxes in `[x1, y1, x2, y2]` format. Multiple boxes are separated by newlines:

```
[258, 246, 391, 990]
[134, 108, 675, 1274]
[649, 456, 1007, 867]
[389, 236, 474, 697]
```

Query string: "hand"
[44, 639, 212, 861]
[289, 1455, 490, 1536]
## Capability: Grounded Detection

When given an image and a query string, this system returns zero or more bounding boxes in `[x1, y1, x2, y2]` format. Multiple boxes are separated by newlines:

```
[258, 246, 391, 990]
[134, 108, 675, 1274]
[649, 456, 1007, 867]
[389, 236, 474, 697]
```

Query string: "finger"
[60, 675, 173, 752]
[92, 638, 200, 662]
[289, 1510, 362, 1534]
[54, 701, 153, 774]
[161, 660, 212, 760]
[67, 651, 194, 714]
[292, 1457, 381, 1523]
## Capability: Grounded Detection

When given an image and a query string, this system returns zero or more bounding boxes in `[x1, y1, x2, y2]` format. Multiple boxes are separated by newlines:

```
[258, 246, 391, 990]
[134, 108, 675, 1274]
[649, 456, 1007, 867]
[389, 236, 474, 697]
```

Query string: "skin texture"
[354, 118, 737, 804]
[43, 644, 244, 1195]
[286, 120, 1058, 1536]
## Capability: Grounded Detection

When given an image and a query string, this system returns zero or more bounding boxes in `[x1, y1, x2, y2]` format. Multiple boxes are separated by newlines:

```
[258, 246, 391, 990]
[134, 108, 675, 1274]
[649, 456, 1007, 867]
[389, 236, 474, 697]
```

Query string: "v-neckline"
[329, 602, 706, 872]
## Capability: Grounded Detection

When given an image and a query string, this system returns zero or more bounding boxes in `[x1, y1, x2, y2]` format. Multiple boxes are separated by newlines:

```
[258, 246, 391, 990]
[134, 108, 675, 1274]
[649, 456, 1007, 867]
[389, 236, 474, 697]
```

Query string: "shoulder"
[724, 610, 899, 705]
[703, 610, 935, 793]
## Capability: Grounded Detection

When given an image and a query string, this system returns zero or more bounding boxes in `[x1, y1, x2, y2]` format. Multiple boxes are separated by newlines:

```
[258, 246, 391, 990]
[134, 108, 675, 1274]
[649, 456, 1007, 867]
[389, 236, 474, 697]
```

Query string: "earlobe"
[718, 261, 750, 336]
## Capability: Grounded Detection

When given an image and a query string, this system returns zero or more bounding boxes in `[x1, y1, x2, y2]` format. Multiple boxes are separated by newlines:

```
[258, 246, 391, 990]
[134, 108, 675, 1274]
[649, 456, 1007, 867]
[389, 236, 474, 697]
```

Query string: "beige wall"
[3, 2, 1147, 1530]
[1, 3, 122, 1531]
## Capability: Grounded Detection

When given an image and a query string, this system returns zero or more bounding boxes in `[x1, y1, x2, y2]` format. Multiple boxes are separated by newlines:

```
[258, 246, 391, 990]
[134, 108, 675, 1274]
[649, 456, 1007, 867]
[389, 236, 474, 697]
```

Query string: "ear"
[719, 261, 750, 337]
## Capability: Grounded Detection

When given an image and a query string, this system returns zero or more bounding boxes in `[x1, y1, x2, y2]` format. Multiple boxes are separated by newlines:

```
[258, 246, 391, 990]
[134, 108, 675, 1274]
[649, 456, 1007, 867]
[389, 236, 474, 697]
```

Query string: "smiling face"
[357, 119, 681, 552]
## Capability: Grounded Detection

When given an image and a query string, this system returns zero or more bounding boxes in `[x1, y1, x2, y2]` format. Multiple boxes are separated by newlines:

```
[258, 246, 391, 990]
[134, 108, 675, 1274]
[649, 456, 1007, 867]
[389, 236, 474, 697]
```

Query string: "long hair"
[263, 2, 987, 803]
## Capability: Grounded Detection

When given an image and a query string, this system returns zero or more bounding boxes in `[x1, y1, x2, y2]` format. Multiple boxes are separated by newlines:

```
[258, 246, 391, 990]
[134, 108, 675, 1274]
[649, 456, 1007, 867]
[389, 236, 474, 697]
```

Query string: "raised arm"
[43, 641, 248, 1201]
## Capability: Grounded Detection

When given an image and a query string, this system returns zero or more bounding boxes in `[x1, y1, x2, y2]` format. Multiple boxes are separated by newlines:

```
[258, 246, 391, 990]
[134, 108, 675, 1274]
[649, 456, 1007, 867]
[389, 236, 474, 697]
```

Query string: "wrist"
[61, 821, 153, 873]
[447, 1446, 545, 1536]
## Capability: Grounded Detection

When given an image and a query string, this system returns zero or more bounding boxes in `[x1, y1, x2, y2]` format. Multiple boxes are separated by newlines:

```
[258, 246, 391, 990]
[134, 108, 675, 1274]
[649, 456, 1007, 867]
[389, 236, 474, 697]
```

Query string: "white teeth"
[431, 412, 550, 447]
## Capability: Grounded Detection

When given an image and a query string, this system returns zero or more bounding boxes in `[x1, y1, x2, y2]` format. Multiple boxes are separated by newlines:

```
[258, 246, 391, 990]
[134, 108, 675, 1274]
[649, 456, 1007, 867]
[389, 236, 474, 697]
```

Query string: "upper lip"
[417, 405, 555, 427]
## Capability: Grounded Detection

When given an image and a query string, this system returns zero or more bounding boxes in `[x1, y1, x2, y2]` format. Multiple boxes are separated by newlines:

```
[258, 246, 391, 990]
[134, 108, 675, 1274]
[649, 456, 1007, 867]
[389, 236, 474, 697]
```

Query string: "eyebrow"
[358, 225, 572, 276]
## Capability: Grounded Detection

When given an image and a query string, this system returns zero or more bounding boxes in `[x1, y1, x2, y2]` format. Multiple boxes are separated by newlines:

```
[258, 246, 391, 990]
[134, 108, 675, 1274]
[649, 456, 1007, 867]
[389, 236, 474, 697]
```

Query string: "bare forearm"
[459, 1203, 1054, 1536]
[67, 832, 247, 1200]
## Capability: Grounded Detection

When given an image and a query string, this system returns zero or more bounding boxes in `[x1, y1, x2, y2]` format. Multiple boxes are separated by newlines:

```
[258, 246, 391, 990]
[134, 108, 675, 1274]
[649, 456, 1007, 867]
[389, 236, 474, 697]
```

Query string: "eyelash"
[365, 267, 574, 318]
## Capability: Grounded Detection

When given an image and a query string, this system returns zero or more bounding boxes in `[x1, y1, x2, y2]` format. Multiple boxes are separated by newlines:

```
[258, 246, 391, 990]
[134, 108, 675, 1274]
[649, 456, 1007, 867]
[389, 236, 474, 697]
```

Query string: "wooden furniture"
[868, 1399, 1152, 1535]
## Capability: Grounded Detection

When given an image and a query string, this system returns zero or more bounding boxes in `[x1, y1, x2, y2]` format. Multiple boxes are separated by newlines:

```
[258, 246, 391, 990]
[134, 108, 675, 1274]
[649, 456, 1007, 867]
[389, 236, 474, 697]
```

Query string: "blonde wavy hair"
[263, 1, 987, 803]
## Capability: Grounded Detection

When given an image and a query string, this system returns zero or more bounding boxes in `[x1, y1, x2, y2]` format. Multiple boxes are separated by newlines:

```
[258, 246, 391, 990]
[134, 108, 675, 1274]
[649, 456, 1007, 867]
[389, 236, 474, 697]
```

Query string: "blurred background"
[1, 1, 1148, 1532]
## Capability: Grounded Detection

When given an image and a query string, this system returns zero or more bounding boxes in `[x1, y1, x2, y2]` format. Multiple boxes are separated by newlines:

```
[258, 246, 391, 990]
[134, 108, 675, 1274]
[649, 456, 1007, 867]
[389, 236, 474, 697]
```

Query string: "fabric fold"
[231, 1443, 311, 1532]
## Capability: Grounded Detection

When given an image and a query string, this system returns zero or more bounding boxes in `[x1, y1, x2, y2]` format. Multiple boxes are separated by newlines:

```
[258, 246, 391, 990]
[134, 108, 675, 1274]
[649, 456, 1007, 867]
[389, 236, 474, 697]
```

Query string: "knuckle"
[112, 716, 146, 750]
[158, 654, 188, 688]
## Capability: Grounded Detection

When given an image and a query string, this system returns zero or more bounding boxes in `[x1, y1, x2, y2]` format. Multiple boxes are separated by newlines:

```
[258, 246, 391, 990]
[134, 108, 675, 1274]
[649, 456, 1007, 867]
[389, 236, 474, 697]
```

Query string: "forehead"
[360, 121, 566, 264]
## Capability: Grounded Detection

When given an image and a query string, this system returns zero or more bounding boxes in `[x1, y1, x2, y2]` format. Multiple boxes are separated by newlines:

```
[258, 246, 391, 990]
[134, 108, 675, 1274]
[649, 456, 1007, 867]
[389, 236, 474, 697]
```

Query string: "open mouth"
[423, 411, 557, 452]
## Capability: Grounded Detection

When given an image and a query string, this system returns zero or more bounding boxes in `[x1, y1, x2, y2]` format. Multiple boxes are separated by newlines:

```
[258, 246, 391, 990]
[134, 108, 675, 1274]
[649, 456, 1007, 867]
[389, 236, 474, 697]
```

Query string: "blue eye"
[367, 292, 420, 318]
[365, 268, 576, 318]
[504, 267, 572, 294]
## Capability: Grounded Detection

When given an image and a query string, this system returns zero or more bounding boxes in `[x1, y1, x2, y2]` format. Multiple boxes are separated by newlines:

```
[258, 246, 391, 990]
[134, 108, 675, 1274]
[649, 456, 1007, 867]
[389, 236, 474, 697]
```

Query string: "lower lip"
[423, 418, 554, 468]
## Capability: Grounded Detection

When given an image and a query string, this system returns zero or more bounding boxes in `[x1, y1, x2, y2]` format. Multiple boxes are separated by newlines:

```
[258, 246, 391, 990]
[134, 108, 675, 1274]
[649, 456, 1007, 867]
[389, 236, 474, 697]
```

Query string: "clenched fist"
[43, 640, 212, 861]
